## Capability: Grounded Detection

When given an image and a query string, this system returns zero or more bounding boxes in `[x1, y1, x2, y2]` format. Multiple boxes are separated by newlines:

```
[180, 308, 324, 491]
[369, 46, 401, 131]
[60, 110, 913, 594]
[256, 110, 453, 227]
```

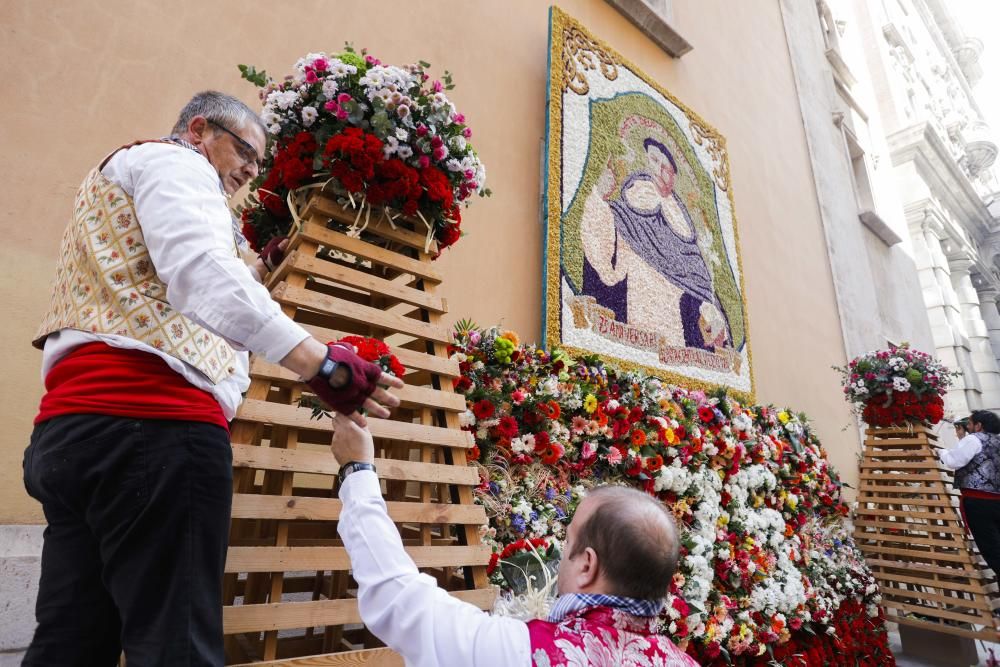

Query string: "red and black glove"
[306, 342, 384, 415]
[260, 236, 288, 272]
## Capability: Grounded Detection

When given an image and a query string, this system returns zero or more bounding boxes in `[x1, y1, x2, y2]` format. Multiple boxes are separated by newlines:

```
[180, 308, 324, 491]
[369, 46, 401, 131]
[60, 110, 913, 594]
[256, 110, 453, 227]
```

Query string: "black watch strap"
[339, 461, 377, 482]
[315, 356, 339, 383]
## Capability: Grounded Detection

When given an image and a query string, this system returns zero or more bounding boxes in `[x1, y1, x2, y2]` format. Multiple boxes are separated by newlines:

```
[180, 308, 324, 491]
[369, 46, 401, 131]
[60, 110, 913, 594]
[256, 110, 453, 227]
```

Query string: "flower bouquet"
[453, 325, 892, 663]
[834, 344, 956, 427]
[237, 46, 489, 257]
[302, 335, 405, 419]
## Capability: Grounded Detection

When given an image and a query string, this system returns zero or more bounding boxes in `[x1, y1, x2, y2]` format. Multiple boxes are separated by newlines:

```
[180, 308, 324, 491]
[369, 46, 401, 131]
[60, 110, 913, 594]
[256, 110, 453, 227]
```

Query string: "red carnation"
[472, 399, 495, 420]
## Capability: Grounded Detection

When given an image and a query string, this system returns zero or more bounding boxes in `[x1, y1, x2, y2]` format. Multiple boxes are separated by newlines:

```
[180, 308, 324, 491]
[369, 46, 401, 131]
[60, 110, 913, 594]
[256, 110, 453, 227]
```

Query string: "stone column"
[976, 285, 1000, 369]
[910, 223, 978, 416]
[951, 260, 1000, 411]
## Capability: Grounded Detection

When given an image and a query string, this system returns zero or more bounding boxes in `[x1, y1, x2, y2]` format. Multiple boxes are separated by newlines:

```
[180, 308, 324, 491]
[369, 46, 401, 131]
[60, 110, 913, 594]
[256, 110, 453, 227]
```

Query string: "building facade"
[784, 0, 1000, 422]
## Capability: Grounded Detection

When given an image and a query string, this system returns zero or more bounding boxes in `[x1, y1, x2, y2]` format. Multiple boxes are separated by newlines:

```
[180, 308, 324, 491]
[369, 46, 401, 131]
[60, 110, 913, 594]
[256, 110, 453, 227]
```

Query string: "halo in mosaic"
[543, 6, 754, 401]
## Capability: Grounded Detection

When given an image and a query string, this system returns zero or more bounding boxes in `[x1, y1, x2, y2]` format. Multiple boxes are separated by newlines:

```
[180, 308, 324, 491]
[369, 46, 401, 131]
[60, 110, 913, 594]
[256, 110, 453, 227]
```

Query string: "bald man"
[330, 413, 697, 666]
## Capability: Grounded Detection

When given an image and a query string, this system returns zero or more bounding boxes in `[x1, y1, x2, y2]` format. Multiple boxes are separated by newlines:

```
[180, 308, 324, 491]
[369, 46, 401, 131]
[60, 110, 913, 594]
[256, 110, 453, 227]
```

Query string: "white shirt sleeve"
[939, 433, 983, 469]
[337, 470, 532, 667]
[115, 143, 309, 362]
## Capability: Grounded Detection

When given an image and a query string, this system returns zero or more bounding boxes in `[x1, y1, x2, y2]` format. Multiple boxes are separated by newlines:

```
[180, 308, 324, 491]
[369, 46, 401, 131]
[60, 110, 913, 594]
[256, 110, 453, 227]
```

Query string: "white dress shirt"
[41, 142, 310, 419]
[939, 433, 983, 470]
[337, 470, 532, 667]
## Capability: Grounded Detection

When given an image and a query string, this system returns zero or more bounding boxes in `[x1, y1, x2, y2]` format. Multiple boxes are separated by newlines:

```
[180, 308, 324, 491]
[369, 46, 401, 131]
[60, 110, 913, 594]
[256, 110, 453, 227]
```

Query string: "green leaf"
[238, 64, 269, 87]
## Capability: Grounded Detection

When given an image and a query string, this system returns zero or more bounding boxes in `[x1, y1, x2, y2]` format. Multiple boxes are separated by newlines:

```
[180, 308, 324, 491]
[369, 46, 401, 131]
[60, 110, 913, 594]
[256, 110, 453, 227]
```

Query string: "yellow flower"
[583, 393, 598, 414]
[778, 411, 790, 424]
[500, 330, 521, 346]
[664, 428, 677, 445]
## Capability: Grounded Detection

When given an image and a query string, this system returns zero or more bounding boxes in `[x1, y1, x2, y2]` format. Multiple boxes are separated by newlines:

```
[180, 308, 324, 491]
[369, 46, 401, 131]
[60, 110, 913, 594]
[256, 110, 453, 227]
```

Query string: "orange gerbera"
[539, 400, 561, 420]
[631, 429, 647, 446]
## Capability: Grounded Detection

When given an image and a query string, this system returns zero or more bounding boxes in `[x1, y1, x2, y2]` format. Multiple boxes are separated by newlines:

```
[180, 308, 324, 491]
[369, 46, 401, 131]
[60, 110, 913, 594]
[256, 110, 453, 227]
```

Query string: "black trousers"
[963, 496, 1000, 578]
[22, 414, 233, 667]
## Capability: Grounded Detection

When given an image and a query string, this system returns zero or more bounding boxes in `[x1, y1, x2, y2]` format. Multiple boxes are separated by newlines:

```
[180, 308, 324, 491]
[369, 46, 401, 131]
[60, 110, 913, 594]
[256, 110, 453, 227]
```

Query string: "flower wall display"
[456, 326, 893, 665]
[834, 344, 956, 427]
[543, 8, 753, 399]
[237, 47, 488, 256]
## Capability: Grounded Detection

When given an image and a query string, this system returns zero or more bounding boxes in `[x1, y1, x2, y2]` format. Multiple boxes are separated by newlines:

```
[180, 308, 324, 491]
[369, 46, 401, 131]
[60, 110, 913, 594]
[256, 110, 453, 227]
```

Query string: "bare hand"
[331, 412, 375, 465]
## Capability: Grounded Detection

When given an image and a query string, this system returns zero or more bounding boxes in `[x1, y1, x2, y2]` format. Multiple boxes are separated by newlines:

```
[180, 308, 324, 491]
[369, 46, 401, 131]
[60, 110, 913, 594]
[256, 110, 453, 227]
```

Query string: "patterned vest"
[33, 141, 238, 384]
[527, 606, 697, 666]
[954, 431, 1000, 493]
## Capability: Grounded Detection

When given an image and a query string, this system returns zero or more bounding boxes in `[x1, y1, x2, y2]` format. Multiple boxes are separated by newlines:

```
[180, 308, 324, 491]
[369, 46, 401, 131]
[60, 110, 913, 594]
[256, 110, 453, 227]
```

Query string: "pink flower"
[462, 127, 472, 138]
[324, 101, 338, 112]
[418, 155, 431, 169]
[337, 93, 353, 103]
[580, 441, 597, 460]
[432, 80, 443, 93]
[364, 54, 381, 66]
[433, 147, 446, 161]
[511, 389, 527, 405]
[416, 124, 429, 137]
[453, 112, 466, 124]
[430, 136, 443, 148]
[305, 70, 319, 84]
[605, 447, 623, 465]
[571, 416, 588, 434]
[335, 107, 349, 120]
[313, 58, 329, 72]
[468, 330, 481, 345]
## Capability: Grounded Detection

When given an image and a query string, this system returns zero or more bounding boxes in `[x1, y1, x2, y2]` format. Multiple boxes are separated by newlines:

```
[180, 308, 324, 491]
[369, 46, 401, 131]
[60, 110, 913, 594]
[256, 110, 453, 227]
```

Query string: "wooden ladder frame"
[854, 424, 1000, 641]
[221, 192, 493, 665]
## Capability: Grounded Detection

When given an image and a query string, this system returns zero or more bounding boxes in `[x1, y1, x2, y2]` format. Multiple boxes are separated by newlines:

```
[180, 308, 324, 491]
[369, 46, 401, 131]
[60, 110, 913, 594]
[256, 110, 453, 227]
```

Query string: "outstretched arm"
[332, 415, 531, 667]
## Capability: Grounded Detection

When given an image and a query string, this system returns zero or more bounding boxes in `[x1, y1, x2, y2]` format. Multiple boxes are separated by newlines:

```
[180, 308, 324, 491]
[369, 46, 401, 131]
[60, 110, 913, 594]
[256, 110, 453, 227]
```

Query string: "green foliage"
[238, 64, 269, 87]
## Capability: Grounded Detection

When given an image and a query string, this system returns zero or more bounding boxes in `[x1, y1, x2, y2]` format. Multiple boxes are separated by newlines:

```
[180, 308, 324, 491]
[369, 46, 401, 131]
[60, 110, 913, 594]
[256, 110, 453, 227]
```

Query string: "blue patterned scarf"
[548, 593, 664, 623]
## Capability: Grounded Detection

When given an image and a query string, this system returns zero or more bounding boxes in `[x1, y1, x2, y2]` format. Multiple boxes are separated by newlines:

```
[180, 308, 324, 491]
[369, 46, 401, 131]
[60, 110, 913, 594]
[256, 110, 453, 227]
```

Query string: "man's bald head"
[566, 485, 680, 601]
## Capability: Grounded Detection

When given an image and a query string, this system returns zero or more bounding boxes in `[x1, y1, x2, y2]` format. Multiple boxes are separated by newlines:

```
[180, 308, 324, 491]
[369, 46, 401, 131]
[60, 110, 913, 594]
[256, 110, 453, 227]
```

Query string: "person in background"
[940, 410, 1000, 577]
[329, 412, 698, 667]
[954, 417, 969, 441]
[22, 91, 403, 666]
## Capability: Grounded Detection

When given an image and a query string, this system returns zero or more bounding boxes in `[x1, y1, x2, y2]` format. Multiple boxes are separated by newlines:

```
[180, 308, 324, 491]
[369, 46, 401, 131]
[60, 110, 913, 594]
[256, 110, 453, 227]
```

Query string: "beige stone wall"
[0, 0, 857, 524]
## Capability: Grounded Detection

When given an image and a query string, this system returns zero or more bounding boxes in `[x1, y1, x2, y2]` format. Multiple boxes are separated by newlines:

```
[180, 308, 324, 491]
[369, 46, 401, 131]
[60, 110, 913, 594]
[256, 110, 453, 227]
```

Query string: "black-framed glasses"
[207, 119, 262, 170]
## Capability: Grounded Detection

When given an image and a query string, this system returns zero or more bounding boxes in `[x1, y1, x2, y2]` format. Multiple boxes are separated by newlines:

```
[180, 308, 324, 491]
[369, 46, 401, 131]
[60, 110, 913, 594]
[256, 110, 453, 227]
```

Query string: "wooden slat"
[855, 508, 965, 521]
[880, 583, 992, 611]
[861, 460, 949, 470]
[854, 531, 973, 549]
[882, 599, 992, 625]
[890, 614, 999, 641]
[248, 359, 465, 412]
[231, 647, 403, 667]
[224, 587, 494, 634]
[302, 195, 439, 255]
[234, 401, 474, 449]
[231, 444, 478, 485]
[869, 570, 994, 593]
[865, 557, 989, 579]
[226, 545, 492, 573]
[231, 494, 486, 525]
[274, 283, 450, 344]
[285, 251, 445, 313]
[858, 543, 975, 564]
[854, 518, 966, 535]
[860, 473, 951, 482]
[296, 222, 442, 282]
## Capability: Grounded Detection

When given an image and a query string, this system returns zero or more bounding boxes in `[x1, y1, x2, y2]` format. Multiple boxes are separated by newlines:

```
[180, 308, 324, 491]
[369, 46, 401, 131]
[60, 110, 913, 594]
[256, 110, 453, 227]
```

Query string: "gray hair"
[171, 90, 265, 136]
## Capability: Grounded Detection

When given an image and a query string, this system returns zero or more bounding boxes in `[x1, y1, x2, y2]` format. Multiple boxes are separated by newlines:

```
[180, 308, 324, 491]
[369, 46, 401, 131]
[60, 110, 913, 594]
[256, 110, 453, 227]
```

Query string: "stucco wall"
[0, 0, 858, 526]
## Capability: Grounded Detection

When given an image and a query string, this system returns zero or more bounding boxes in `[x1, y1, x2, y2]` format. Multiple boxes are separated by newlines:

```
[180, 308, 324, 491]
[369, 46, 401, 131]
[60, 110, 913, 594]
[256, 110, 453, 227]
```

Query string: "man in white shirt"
[329, 413, 699, 666]
[939, 410, 1000, 578]
[23, 91, 403, 666]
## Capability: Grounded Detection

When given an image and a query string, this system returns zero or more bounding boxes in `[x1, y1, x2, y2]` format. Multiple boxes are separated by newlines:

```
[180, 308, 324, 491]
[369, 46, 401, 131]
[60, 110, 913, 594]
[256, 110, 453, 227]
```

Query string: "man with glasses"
[23, 90, 403, 666]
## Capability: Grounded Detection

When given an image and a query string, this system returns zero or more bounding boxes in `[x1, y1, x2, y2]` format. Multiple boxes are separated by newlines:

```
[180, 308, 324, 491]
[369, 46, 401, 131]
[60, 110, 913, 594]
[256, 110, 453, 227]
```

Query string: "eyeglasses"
[207, 119, 263, 170]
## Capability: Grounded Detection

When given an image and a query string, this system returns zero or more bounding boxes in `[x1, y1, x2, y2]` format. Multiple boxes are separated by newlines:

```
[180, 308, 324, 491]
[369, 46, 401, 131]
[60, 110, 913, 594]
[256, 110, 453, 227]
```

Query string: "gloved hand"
[260, 236, 288, 272]
[306, 342, 385, 416]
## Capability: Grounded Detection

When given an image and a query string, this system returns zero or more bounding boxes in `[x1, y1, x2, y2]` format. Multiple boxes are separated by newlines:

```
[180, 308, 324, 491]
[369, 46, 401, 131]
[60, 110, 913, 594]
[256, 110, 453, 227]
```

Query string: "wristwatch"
[315, 355, 347, 388]
[339, 461, 377, 482]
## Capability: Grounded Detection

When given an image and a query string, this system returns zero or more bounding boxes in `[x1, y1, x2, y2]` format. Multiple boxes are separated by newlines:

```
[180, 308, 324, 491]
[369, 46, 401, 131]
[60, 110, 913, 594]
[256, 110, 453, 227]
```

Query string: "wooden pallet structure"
[221, 191, 493, 665]
[854, 423, 1000, 641]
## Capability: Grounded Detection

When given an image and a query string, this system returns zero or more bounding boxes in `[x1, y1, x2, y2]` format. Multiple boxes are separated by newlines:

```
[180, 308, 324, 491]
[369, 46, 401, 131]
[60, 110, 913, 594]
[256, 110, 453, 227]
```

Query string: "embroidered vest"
[33, 142, 238, 384]
[527, 606, 697, 666]
[954, 432, 1000, 493]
